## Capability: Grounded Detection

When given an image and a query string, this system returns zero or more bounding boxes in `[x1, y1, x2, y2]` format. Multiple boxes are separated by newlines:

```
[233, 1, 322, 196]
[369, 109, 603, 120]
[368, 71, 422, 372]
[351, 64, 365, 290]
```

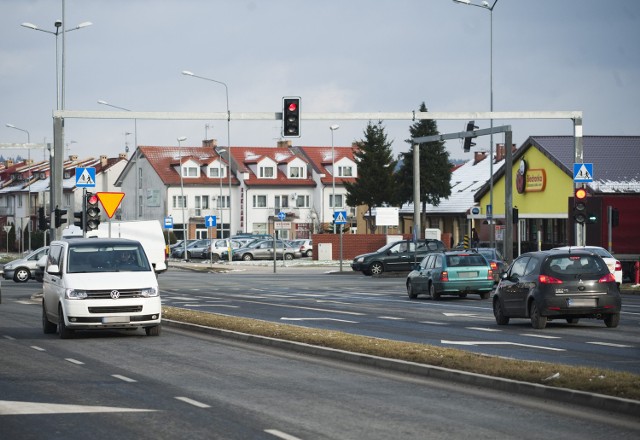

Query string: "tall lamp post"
[177, 136, 188, 260]
[453, 0, 498, 249]
[181, 70, 232, 237]
[97, 100, 139, 218]
[6, 124, 32, 252]
[329, 125, 340, 234]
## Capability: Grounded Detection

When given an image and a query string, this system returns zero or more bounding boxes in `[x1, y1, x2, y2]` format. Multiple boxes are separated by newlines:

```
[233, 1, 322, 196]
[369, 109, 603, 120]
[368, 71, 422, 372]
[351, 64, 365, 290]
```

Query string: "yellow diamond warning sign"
[96, 192, 125, 218]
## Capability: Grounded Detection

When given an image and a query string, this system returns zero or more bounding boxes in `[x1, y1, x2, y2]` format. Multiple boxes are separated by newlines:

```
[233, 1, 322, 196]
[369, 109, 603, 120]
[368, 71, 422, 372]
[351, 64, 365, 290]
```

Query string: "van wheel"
[58, 305, 74, 339]
[42, 303, 57, 334]
[14, 267, 30, 283]
[145, 325, 161, 336]
[530, 301, 547, 329]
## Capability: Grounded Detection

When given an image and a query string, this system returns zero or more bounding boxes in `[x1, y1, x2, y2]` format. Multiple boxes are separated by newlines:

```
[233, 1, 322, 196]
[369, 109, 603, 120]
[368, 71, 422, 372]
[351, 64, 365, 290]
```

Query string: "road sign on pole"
[204, 215, 217, 228]
[334, 211, 347, 224]
[164, 217, 173, 229]
[75, 167, 96, 188]
[96, 192, 125, 218]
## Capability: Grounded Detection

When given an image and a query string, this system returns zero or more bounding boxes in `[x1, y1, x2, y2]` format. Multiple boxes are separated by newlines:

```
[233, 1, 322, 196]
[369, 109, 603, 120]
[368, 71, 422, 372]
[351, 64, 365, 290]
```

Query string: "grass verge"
[163, 306, 640, 401]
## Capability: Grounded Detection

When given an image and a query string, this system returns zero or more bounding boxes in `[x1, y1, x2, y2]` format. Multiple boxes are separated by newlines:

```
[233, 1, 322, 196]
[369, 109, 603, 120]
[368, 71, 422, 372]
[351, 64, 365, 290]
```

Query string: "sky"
[1, 0, 639, 164]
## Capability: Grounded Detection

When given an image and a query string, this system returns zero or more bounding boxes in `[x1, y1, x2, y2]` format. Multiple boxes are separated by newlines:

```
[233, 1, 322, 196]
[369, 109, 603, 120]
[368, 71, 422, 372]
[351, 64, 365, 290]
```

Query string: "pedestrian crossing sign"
[573, 163, 593, 182]
[75, 167, 96, 188]
[334, 211, 347, 225]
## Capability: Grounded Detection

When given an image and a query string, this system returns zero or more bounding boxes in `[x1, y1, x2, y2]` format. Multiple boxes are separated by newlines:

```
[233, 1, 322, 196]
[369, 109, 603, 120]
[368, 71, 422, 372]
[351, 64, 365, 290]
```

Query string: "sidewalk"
[168, 258, 355, 274]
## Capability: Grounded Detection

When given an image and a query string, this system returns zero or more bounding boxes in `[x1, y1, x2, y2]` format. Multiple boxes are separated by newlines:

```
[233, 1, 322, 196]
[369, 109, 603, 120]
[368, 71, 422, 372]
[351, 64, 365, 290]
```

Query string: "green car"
[406, 250, 494, 300]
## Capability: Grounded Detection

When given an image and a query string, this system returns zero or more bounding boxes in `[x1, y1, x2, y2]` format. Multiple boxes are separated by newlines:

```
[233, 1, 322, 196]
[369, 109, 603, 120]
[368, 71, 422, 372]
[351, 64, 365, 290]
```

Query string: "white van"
[42, 238, 161, 338]
[63, 220, 168, 273]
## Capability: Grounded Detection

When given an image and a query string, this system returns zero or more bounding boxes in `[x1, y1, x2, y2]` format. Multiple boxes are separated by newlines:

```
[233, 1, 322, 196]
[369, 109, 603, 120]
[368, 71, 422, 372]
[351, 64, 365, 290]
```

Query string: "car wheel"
[284, 253, 294, 261]
[604, 313, 620, 328]
[305, 250, 313, 258]
[145, 325, 161, 336]
[13, 267, 30, 283]
[210, 254, 220, 262]
[530, 301, 547, 329]
[42, 303, 57, 334]
[370, 262, 384, 276]
[429, 283, 440, 300]
[566, 318, 580, 324]
[58, 305, 74, 339]
[407, 282, 418, 299]
[480, 291, 491, 300]
[362, 270, 372, 276]
[242, 253, 254, 261]
[185, 251, 192, 260]
[493, 298, 509, 325]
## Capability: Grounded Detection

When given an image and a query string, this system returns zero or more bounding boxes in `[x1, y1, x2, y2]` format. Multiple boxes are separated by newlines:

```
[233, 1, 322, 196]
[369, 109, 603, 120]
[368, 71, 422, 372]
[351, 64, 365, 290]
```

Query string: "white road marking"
[0, 400, 155, 415]
[65, 358, 84, 365]
[419, 321, 447, 325]
[175, 396, 211, 408]
[521, 333, 561, 339]
[281, 317, 358, 323]
[586, 341, 633, 348]
[112, 374, 137, 383]
[3, 335, 16, 340]
[265, 429, 303, 440]
[30, 346, 46, 351]
[466, 327, 501, 332]
[441, 340, 566, 351]
[443, 312, 480, 317]
[378, 316, 405, 320]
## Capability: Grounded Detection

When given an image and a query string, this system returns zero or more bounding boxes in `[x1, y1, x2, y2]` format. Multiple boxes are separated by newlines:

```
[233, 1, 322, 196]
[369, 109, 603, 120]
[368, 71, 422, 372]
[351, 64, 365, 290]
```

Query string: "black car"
[492, 250, 621, 329]
[351, 239, 445, 276]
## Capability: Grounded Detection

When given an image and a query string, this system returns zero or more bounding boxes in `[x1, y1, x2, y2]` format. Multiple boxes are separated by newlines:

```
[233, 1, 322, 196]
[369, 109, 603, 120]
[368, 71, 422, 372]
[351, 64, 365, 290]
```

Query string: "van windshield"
[66, 244, 151, 273]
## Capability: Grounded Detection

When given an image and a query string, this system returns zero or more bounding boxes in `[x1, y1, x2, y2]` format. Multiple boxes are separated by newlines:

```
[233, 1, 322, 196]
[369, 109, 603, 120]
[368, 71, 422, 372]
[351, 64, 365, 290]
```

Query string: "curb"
[163, 318, 640, 418]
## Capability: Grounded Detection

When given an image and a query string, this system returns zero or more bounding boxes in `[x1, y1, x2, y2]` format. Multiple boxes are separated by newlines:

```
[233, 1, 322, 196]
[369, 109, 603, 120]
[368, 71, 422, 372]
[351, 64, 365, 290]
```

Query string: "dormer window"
[208, 165, 226, 178]
[182, 164, 199, 178]
[289, 166, 305, 179]
[259, 166, 275, 178]
[338, 165, 353, 177]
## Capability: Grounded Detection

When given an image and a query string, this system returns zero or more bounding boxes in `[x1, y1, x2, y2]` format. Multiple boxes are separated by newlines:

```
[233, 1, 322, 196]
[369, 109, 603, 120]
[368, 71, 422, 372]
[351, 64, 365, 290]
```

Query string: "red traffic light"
[88, 194, 99, 205]
[287, 102, 297, 112]
[575, 187, 587, 200]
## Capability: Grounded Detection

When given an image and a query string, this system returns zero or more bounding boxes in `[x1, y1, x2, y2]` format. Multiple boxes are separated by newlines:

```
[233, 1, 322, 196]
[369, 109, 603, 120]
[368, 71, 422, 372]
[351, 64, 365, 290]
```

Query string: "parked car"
[220, 239, 297, 261]
[492, 250, 621, 329]
[201, 239, 244, 261]
[551, 245, 622, 286]
[289, 239, 313, 258]
[34, 254, 48, 282]
[170, 239, 196, 252]
[473, 247, 506, 283]
[2, 246, 49, 283]
[406, 250, 494, 300]
[171, 239, 210, 260]
[351, 239, 445, 276]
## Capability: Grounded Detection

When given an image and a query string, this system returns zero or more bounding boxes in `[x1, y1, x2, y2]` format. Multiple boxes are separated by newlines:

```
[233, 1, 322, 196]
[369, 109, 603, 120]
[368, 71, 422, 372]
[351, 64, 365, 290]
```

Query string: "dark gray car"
[351, 239, 445, 276]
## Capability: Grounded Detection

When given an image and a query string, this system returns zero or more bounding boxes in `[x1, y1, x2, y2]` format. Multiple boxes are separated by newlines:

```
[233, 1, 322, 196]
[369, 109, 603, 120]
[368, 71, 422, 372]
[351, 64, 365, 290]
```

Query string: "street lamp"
[453, 0, 498, 249]
[6, 123, 32, 252]
[177, 136, 188, 260]
[181, 70, 232, 237]
[97, 99, 139, 218]
[330, 125, 340, 233]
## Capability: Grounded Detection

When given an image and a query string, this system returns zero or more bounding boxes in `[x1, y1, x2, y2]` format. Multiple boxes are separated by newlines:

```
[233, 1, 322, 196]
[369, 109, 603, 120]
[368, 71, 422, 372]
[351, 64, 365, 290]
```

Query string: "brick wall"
[311, 234, 392, 260]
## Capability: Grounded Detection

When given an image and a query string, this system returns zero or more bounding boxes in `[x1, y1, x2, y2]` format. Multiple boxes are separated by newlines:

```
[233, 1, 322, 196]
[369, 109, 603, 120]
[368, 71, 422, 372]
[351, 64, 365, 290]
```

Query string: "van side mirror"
[47, 264, 61, 276]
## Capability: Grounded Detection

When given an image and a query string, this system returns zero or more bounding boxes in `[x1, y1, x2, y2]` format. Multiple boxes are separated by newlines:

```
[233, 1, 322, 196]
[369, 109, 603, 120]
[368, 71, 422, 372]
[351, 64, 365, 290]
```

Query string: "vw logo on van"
[110, 290, 120, 299]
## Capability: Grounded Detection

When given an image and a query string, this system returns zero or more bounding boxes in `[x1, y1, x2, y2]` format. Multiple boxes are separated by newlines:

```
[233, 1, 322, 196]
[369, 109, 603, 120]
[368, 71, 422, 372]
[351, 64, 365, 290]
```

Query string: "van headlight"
[141, 287, 158, 297]
[65, 289, 88, 299]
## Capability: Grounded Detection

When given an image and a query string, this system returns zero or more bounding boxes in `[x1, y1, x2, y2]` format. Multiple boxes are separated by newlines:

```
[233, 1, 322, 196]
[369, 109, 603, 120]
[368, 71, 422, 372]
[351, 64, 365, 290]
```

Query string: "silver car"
[2, 246, 49, 283]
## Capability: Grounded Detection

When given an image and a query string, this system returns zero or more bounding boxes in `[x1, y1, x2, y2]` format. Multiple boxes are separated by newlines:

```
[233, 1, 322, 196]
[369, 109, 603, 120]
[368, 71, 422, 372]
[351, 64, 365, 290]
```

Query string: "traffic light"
[611, 208, 620, 227]
[74, 210, 85, 230]
[512, 207, 519, 224]
[38, 207, 49, 231]
[54, 206, 68, 228]
[86, 192, 101, 231]
[463, 120, 478, 152]
[573, 186, 588, 224]
[282, 97, 301, 137]
[587, 212, 598, 224]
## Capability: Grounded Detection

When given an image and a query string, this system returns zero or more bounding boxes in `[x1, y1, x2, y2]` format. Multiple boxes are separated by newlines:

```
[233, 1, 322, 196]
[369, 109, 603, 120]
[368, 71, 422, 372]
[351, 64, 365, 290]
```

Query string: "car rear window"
[446, 254, 487, 267]
[546, 255, 608, 277]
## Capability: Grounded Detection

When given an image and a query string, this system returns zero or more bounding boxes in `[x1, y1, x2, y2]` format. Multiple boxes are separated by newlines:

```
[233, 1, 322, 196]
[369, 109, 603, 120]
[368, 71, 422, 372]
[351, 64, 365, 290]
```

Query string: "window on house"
[259, 166, 274, 178]
[338, 166, 353, 177]
[182, 165, 198, 178]
[289, 166, 304, 178]
[173, 195, 187, 208]
[274, 195, 290, 209]
[216, 196, 230, 209]
[252, 194, 267, 208]
[209, 166, 224, 178]
[296, 195, 309, 208]
[329, 194, 343, 208]
[138, 168, 142, 189]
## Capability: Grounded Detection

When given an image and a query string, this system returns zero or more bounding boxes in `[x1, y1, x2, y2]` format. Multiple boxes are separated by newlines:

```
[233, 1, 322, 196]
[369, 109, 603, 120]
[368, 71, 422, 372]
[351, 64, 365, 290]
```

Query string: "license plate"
[567, 298, 596, 307]
[458, 271, 478, 278]
[102, 316, 130, 324]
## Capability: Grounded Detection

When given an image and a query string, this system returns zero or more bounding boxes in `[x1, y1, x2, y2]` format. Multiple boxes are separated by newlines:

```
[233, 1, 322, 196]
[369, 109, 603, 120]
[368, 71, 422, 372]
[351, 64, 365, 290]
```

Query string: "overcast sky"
[1, 0, 638, 163]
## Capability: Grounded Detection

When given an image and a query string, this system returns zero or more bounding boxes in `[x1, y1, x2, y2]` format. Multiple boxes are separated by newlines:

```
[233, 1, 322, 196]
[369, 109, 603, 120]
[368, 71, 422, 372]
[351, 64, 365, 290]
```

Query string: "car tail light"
[598, 273, 616, 283]
[487, 270, 494, 280]
[440, 271, 449, 282]
[615, 260, 622, 272]
[539, 274, 563, 284]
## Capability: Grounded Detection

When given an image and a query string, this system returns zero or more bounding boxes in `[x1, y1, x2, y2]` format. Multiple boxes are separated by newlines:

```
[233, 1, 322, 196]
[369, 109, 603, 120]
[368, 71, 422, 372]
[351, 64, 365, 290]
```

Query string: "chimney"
[277, 140, 292, 148]
[473, 151, 487, 165]
[5, 159, 14, 167]
[100, 155, 108, 167]
[494, 143, 506, 163]
[69, 154, 78, 161]
[119, 153, 128, 160]
[202, 139, 218, 148]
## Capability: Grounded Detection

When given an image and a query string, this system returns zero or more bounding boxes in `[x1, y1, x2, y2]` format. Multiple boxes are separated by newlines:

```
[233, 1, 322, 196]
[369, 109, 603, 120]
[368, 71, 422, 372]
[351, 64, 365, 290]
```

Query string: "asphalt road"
[1, 282, 639, 439]
[159, 263, 640, 375]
